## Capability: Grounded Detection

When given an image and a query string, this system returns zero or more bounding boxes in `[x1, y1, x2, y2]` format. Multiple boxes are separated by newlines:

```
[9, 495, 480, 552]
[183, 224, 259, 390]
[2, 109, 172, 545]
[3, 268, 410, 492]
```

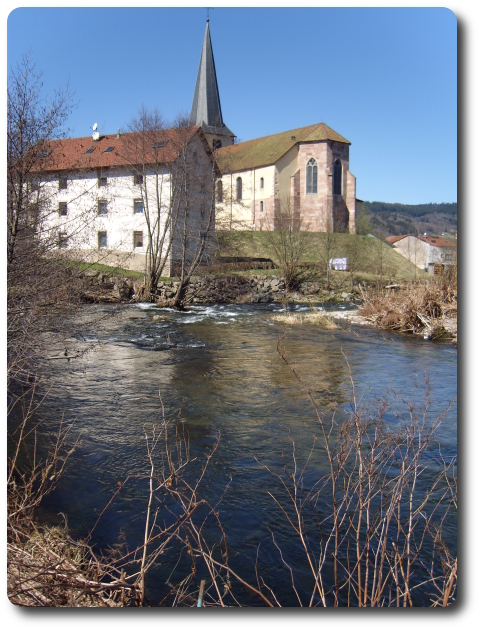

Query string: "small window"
[212, 139, 222, 150]
[59, 175, 68, 190]
[98, 201, 108, 215]
[134, 199, 144, 214]
[306, 158, 317, 194]
[98, 175, 107, 187]
[333, 159, 342, 195]
[134, 231, 143, 248]
[152, 140, 168, 149]
[236, 177, 242, 201]
[200, 182, 205, 192]
[37, 150, 51, 158]
[134, 173, 144, 186]
[260, 177, 264, 189]
[85, 147, 95, 155]
[58, 202, 67, 216]
[260, 201, 264, 213]
[104, 146, 115, 153]
[98, 231, 107, 249]
[216, 180, 223, 203]
[58, 232, 68, 249]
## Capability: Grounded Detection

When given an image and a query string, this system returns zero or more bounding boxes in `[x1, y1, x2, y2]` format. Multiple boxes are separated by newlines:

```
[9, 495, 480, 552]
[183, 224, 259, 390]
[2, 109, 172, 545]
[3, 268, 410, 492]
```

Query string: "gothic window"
[216, 180, 223, 203]
[333, 159, 342, 195]
[260, 177, 264, 189]
[306, 158, 317, 194]
[236, 177, 242, 201]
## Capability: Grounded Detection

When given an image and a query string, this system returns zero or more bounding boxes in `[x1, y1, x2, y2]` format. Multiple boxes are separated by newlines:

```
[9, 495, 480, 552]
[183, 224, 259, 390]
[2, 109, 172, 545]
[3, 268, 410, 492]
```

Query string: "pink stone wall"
[296, 141, 352, 232]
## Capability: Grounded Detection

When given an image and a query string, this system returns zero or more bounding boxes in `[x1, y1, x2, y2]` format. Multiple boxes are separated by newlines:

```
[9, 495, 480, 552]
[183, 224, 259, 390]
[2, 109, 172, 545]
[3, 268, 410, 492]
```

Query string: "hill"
[358, 201, 457, 238]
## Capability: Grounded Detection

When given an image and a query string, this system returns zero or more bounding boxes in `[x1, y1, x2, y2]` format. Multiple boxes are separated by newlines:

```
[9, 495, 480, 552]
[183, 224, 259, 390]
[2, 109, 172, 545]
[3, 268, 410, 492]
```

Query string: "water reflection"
[31, 302, 456, 606]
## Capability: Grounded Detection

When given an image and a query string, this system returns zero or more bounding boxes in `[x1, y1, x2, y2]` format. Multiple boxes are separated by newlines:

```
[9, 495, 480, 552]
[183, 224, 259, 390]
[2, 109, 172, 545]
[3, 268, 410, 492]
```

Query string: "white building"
[386, 234, 457, 273]
[37, 126, 215, 275]
[37, 17, 358, 276]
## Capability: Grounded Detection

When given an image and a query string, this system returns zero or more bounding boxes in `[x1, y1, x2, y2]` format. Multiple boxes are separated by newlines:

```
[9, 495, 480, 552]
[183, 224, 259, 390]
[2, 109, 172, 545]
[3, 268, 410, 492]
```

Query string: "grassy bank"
[217, 231, 427, 282]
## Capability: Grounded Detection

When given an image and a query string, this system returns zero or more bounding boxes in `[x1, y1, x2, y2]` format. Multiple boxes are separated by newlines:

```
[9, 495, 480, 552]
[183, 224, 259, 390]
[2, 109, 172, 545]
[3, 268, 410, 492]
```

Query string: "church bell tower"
[190, 17, 235, 150]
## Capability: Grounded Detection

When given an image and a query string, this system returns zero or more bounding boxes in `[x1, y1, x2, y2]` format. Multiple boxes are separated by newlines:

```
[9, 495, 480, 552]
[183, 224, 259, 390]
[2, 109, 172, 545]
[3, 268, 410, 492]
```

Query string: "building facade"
[386, 235, 457, 273]
[37, 18, 358, 275]
[214, 123, 356, 233]
[38, 127, 215, 274]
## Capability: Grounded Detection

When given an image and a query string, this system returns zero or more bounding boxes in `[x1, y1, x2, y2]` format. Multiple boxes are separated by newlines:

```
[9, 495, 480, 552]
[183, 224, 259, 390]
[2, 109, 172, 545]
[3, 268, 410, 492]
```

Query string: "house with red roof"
[385, 234, 457, 273]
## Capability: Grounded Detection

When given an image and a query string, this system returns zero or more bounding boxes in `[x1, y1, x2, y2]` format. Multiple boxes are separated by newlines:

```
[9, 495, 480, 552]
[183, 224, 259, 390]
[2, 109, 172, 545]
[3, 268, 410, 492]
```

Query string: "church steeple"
[190, 19, 234, 149]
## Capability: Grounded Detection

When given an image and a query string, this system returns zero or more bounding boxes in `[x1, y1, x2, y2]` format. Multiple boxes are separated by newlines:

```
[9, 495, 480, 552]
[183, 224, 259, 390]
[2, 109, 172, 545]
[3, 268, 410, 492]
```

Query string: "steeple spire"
[190, 19, 234, 148]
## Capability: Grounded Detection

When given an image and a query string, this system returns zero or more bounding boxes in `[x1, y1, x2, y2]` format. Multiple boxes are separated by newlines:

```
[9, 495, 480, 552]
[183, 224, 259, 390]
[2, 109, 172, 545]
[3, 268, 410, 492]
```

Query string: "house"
[36, 125, 216, 275]
[386, 234, 457, 273]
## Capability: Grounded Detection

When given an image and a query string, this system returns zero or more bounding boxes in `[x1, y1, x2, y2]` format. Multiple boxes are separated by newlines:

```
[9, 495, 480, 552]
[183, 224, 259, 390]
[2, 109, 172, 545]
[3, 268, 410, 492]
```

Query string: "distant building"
[386, 235, 457, 273]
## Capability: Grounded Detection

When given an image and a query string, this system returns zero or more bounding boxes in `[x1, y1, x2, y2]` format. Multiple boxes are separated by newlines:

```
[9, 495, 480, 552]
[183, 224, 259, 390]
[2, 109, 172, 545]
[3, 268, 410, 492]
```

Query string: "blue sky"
[7, 6, 457, 204]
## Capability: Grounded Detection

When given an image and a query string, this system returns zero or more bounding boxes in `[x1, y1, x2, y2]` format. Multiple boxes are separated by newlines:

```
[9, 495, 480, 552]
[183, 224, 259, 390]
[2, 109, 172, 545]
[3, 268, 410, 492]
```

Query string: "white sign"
[329, 257, 347, 271]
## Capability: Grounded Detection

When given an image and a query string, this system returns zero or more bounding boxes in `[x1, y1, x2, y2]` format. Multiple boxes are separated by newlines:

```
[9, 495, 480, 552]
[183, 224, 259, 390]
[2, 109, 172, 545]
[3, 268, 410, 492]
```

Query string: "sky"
[7, 6, 457, 205]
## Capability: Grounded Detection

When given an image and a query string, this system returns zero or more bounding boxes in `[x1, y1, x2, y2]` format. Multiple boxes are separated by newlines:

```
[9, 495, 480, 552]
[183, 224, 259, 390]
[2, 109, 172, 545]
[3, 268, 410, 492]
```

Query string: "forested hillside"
[358, 201, 457, 237]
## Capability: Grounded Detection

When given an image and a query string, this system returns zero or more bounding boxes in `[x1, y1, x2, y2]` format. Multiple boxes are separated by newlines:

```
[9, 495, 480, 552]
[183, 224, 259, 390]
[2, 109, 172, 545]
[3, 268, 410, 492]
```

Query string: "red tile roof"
[386, 235, 407, 245]
[418, 235, 456, 247]
[386, 234, 456, 248]
[33, 127, 203, 173]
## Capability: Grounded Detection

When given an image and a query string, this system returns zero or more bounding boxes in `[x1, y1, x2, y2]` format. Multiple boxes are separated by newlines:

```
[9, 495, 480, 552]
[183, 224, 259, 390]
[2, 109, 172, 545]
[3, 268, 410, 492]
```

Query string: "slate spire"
[190, 19, 234, 146]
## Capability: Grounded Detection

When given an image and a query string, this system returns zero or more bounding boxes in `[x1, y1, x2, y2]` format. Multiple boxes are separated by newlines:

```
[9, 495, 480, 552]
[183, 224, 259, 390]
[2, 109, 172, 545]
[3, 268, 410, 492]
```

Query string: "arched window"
[260, 177, 264, 189]
[216, 180, 223, 203]
[236, 177, 242, 200]
[260, 201, 264, 213]
[306, 158, 317, 194]
[333, 158, 342, 195]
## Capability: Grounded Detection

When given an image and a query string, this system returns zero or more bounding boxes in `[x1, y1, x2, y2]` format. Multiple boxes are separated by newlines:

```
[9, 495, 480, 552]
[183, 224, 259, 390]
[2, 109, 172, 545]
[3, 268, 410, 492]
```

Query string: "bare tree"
[345, 235, 365, 291]
[121, 109, 217, 306]
[263, 195, 314, 293]
[317, 218, 337, 290]
[6, 53, 91, 386]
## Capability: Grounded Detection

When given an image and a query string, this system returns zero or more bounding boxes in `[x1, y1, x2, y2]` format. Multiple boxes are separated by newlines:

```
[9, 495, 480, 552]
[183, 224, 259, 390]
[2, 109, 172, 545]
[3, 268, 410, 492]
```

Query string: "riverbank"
[79, 270, 457, 344]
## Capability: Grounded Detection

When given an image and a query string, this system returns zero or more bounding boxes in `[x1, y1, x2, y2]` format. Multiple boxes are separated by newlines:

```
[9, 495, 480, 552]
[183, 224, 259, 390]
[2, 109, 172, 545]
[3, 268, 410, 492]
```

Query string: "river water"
[31, 302, 457, 606]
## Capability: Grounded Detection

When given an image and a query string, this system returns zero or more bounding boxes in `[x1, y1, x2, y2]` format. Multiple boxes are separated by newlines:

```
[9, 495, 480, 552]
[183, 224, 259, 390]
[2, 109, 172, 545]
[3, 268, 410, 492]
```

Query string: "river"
[30, 302, 457, 606]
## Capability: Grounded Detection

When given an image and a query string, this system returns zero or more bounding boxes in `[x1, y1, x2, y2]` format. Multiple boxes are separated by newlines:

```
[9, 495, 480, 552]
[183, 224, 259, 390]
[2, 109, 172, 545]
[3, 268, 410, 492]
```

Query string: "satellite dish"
[93, 122, 98, 131]
[92, 131, 100, 141]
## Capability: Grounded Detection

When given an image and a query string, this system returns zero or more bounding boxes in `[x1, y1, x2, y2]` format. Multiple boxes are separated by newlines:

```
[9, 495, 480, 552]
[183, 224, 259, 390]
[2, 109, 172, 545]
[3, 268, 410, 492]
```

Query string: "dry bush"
[358, 280, 457, 340]
[256, 340, 457, 607]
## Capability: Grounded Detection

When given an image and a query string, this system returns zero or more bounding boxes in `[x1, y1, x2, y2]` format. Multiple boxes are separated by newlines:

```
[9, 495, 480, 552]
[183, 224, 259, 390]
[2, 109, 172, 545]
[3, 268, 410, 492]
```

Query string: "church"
[38, 18, 356, 274]
[191, 19, 356, 235]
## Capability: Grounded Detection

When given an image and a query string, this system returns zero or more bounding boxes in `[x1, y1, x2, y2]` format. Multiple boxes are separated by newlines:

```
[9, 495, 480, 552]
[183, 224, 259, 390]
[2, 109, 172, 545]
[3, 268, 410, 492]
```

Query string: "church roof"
[31, 127, 204, 173]
[190, 21, 234, 138]
[215, 123, 350, 174]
